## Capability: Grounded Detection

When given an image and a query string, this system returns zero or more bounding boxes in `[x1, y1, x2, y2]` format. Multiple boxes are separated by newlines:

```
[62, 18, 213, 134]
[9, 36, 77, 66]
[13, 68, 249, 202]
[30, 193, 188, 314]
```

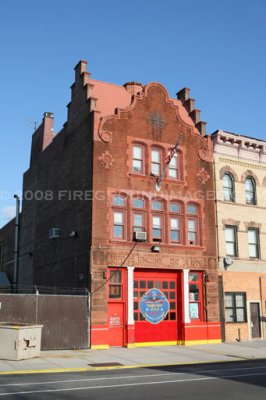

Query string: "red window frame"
[188, 271, 204, 321]
[108, 268, 124, 300]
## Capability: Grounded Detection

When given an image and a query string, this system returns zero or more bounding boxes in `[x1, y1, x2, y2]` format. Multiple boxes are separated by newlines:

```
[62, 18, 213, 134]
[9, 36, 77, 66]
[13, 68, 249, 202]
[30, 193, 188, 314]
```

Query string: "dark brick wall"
[0, 218, 15, 282]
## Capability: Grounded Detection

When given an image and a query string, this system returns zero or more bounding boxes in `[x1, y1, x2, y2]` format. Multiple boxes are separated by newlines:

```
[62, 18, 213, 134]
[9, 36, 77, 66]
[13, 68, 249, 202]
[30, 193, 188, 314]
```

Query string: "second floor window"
[151, 148, 161, 176]
[112, 195, 127, 240]
[152, 215, 162, 241]
[223, 173, 234, 202]
[113, 211, 124, 239]
[225, 225, 238, 257]
[245, 177, 256, 205]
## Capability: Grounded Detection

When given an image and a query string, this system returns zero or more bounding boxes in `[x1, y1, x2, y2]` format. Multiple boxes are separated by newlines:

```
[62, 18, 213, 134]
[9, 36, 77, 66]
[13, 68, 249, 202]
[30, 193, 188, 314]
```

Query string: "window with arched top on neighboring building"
[223, 173, 235, 202]
[245, 177, 256, 205]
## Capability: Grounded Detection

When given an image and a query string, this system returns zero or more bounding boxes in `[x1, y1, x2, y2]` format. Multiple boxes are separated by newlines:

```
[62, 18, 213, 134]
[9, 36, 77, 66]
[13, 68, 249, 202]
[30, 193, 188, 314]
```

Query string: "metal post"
[13, 195, 20, 286]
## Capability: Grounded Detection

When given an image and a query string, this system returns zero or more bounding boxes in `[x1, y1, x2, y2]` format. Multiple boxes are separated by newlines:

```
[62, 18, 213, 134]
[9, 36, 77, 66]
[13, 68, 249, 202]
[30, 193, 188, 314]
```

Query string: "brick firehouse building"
[6, 61, 221, 348]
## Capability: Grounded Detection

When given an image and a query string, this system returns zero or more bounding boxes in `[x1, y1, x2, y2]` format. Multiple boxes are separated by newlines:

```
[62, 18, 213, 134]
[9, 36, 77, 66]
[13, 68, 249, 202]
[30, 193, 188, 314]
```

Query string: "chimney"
[189, 109, 201, 125]
[184, 98, 195, 113]
[124, 82, 143, 95]
[196, 121, 207, 136]
[30, 112, 55, 166]
[74, 60, 89, 80]
[176, 87, 190, 103]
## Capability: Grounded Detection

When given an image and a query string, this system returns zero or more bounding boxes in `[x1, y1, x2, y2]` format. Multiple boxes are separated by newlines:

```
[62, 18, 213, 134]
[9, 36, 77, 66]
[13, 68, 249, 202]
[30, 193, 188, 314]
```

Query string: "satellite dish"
[224, 256, 233, 266]
[155, 179, 162, 192]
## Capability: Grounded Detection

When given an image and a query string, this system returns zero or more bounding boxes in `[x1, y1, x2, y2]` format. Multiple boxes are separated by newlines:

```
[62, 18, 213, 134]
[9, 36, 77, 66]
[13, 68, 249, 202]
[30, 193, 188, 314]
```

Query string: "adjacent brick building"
[0, 61, 221, 348]
[212, 130, 266, 342]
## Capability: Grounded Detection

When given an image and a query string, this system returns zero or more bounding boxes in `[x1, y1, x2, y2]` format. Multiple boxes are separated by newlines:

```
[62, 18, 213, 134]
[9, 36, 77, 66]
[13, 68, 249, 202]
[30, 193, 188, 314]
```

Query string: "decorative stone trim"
[244, 221, 262, 230]
[197, 168, 210, 184]
[222, 219, 240, 228]
[98, 151, 114, 169]
[219, 166, 238, 182]
[241, 170, 260, 185]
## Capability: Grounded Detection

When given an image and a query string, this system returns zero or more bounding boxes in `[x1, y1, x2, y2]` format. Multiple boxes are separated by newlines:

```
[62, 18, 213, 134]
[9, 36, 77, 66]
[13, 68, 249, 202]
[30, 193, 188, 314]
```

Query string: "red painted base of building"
[91, 322, 221, 349]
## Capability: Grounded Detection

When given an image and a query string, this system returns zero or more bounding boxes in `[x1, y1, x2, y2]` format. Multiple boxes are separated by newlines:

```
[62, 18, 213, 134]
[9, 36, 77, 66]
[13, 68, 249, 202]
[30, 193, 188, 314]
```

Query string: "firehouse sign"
[140, 288, 169, 324]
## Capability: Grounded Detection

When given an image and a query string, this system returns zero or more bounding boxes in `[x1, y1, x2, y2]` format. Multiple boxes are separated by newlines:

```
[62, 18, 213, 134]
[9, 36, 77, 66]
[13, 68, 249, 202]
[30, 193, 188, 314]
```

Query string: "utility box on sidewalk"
[0, 323, 43, 361]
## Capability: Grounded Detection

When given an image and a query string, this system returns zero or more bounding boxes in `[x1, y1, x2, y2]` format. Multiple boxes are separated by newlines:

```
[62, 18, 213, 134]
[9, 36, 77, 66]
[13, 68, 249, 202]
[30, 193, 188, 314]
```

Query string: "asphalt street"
[0, 360, 265, 399]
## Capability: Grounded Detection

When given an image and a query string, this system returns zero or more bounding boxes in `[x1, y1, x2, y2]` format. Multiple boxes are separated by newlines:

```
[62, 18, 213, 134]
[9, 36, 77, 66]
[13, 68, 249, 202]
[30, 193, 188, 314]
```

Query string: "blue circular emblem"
[140, 288, 169, 324]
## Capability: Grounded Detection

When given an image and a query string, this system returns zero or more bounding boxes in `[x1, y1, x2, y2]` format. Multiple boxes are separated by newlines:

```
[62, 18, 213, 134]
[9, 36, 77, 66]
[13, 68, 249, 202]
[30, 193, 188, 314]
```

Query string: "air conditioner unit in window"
[133, 231, 147, 242]
[49, 228, 61, 239]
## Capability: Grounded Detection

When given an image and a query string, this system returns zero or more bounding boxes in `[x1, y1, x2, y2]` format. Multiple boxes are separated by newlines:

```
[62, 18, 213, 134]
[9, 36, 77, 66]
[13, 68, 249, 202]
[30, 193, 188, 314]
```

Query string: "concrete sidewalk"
[0, 341, 266, 375]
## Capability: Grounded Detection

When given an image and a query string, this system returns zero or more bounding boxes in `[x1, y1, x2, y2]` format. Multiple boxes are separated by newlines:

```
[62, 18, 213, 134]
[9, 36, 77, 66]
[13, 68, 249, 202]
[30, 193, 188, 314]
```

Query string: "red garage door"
[134, 270, 181, 343]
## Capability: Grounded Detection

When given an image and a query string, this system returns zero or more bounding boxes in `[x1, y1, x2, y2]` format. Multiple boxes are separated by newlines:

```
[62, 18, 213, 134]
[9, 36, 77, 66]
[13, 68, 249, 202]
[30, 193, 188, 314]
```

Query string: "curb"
[0, 357, 254, 376]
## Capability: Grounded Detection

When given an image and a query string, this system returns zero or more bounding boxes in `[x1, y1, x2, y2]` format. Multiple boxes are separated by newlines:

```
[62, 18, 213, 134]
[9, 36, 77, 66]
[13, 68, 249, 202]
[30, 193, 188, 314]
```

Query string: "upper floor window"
[248, 228, 259, 258]
[113, 195, 126, 207]
[169, 202, 182, 243]
[223, 173, 235, 202]
[187, 203, 199, 245]
[132, 145, 143, 174]
[112, 195, 127, 240]
[151, 148, 161, 176]
[245, 177, 256, 205]
[225, 225, 238, 257]
[132, 198, 144, 209]
[168, 154, 179, 179]
[152, 200, 163, 211]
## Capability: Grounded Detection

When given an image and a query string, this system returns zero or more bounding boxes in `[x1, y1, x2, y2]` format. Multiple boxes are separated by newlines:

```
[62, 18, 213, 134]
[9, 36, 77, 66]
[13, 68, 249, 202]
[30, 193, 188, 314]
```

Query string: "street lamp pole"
[13, 194, 20, 286]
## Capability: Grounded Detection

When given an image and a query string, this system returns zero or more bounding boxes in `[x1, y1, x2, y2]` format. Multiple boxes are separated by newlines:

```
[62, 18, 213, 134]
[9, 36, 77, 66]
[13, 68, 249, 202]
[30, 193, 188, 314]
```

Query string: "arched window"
[223, 173, 235, 202]
[245, 177, 256, 205]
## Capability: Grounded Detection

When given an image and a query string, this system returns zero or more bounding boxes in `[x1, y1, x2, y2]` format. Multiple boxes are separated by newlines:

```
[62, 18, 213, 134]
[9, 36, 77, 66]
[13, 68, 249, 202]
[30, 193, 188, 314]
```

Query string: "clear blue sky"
[0, 0, 266, 227]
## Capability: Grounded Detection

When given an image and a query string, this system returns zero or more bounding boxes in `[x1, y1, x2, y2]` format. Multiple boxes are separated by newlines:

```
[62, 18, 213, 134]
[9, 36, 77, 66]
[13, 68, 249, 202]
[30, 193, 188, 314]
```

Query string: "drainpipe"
[13, 194, 20, 286]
